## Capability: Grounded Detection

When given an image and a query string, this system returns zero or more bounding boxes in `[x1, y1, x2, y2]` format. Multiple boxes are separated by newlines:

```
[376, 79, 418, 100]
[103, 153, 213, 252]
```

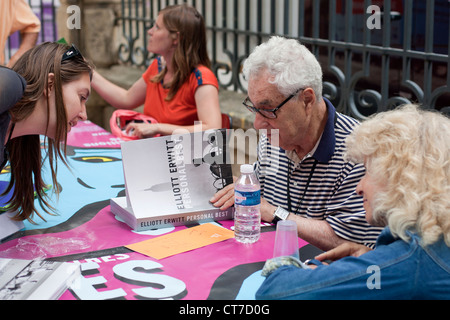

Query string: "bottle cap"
[240, 164, 254, 174]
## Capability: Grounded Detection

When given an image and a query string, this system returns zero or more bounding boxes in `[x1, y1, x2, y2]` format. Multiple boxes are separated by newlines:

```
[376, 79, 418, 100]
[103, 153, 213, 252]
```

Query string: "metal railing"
[117, 0, 449, 119]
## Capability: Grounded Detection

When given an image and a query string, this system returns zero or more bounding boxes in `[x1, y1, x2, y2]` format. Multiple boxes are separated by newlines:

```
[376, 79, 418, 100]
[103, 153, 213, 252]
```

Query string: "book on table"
[0, 181, 23, 241]
[111, 129, 235, 231]
[0, 211, 24, 241]
[0, 182, 51, 241]
[0, 258, 80, 300]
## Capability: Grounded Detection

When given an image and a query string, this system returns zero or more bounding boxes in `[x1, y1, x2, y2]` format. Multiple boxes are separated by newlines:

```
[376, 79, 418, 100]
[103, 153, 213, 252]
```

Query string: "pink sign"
[0, 121, 311, 300]
[66, 120, 123, 149]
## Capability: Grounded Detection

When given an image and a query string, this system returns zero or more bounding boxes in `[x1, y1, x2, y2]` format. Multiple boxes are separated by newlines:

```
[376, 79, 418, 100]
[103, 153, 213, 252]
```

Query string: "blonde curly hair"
[345, 104, 450, 247]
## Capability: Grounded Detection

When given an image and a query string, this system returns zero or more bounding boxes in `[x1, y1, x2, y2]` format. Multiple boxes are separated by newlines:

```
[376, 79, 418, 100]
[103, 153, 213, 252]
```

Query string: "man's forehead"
[248, 75, 282, 104]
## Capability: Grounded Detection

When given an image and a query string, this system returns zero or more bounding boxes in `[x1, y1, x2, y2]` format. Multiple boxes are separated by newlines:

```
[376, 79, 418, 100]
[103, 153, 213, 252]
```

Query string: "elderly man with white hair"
[211, 36, 382, 251]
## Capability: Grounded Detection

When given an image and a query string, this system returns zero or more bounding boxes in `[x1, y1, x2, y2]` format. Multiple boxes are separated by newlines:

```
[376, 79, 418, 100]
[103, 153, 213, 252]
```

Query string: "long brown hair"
[152, 4, 211, 100]
[7, 42, 93, 223]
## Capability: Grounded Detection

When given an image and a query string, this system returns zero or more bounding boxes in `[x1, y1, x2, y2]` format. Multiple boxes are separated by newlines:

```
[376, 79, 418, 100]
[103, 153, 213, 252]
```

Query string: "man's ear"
[302, 88, 316, 110]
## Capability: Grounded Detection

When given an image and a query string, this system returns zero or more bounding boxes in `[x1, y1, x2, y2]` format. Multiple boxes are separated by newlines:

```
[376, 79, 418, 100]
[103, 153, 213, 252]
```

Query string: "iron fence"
[118, 0, 449, 119]
[4, 1, 448, 118]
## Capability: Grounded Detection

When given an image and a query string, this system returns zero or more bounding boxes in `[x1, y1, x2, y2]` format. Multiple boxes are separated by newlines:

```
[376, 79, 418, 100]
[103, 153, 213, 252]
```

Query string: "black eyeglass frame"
[61, 44, 83, 62]
[242, 88, 305, 119]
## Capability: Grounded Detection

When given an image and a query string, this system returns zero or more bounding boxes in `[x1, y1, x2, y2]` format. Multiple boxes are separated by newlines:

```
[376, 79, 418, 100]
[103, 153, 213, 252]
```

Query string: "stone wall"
[57, 0, 121, 68]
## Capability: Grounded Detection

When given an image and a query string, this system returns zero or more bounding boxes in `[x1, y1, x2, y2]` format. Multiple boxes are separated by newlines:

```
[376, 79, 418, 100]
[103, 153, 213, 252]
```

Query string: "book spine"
[135, 207, 234, 231]
[110, 200, 138, 230]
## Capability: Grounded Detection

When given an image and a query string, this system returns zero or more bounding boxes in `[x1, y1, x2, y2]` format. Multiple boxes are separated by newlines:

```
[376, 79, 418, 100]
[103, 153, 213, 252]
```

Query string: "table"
[0, 121, 319, 300]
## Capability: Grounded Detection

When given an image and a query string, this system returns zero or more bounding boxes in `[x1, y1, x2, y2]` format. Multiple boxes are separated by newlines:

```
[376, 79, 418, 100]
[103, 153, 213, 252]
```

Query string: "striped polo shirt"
[255, 99, 383, 248]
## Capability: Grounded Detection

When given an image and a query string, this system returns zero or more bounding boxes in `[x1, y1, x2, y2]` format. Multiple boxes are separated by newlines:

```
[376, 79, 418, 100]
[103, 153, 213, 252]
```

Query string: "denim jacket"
[256, 227, 450, 300]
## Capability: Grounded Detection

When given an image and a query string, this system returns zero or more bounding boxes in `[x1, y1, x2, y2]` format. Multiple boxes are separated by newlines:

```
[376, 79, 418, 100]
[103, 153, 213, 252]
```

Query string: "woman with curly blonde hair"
[345, 104, 450, 247]
[256, 104, 450, 300]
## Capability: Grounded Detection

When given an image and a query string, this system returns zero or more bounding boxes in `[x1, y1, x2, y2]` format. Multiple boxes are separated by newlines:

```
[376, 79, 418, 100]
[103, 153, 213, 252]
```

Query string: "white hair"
[345, 104, 450, 247]
[243, 36, 323, 100]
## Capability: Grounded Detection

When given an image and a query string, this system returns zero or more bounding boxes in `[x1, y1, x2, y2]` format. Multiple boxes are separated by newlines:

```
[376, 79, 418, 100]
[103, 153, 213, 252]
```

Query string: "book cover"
[0, 181, 51, 240]
[0, 211, 24, 241]
[0, 258, 80, 300]
[111, 129, 235, 231]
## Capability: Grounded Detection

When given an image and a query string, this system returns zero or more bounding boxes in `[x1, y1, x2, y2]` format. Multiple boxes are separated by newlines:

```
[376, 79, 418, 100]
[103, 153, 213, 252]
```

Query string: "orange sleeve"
[11, 0, 41, 34]
[193, 65, 219, 90]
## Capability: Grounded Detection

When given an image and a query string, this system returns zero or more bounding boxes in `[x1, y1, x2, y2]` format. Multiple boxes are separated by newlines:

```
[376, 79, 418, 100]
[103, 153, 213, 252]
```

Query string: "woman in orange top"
[92, 4, 222, 138]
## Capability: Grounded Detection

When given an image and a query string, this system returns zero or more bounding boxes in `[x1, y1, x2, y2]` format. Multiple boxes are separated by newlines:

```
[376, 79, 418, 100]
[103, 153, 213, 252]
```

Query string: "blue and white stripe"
[255, 101, 383, 247]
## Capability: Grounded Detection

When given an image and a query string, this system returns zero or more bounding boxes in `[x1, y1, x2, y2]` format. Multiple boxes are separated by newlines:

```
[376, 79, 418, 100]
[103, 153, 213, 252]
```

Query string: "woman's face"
[63, 73, 90, 132]
[47, 73, 90, 139]
[355, 168, 385, 226]
[147, 14, 177, 56]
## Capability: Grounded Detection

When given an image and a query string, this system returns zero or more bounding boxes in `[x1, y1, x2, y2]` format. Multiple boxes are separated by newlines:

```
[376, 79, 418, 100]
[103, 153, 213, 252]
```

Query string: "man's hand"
[210, 179, 236, 210]
[260, 198, 277, 222]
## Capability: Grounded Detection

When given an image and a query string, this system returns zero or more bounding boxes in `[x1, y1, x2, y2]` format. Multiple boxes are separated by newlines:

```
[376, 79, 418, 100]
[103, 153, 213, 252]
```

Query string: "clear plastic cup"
[273, 220, 299, 259]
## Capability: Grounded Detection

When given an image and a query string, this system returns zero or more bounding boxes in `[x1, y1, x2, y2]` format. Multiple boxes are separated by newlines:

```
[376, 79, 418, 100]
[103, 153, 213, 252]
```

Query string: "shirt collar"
[312, 97, 336, 163]
[376, 227, 421, 247]
[376, 227, 396, 246]
[285, 133, 321, 164]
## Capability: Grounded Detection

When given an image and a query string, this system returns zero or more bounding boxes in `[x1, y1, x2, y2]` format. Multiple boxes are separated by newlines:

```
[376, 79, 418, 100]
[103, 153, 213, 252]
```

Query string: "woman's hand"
[125, 122, 161, 139]
[315, 242, 372, 262]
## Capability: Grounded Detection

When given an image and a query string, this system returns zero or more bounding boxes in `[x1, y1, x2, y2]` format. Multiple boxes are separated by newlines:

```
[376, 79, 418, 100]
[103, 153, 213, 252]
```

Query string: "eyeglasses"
[242, 88, 304, 119]
[61, 44, 83, 62]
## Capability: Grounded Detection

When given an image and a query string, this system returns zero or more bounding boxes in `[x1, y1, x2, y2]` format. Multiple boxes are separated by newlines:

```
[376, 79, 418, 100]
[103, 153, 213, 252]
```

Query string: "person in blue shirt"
[256, 104, 450, 300]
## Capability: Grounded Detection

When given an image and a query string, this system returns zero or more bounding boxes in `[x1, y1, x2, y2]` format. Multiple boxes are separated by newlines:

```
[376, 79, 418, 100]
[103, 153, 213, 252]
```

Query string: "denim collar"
[311, 98, 337, 164]
[376, 227, 397, 246]
[376, 227, 422, 247]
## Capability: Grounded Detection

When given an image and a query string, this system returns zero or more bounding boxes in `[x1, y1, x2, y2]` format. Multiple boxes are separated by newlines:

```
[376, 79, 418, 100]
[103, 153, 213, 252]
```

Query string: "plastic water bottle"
[234, 164, 261, 244]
